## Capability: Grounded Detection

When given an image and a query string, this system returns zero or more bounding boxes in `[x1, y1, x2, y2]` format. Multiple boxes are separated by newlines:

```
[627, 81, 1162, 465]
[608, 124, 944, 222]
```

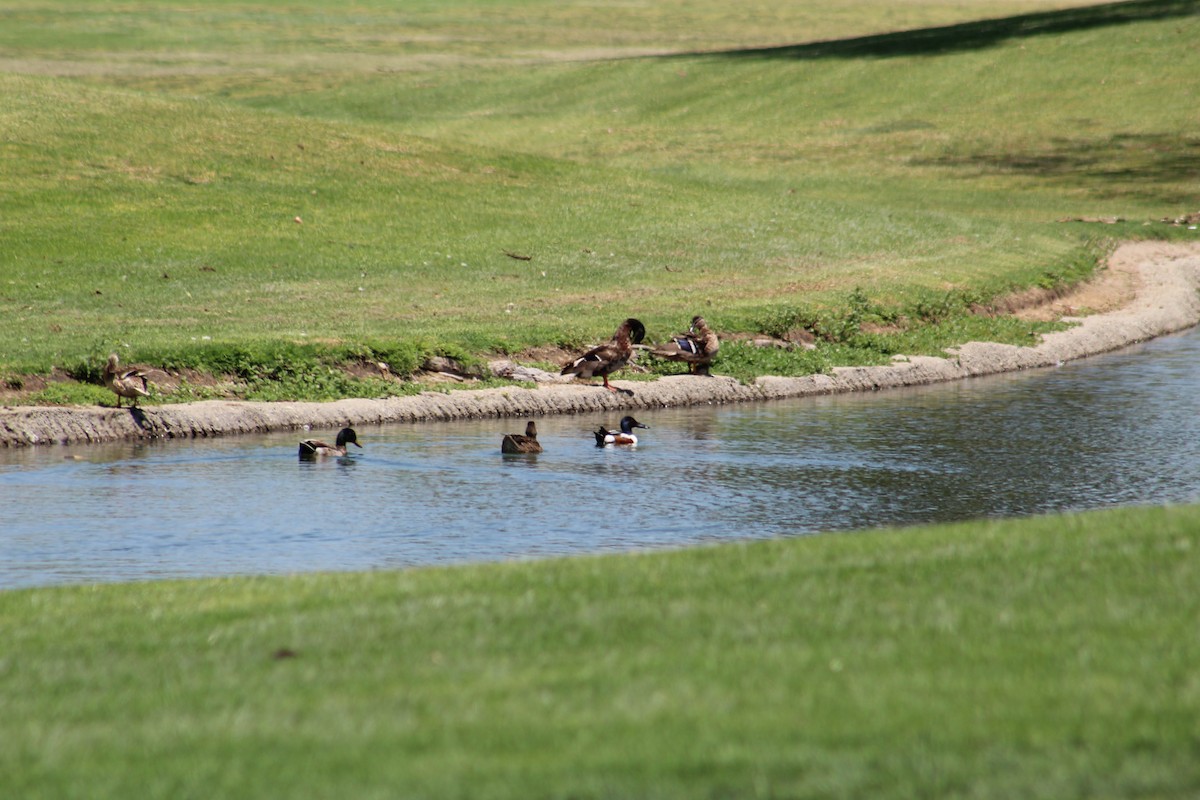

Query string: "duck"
[650, 315, 720, 375]
[561, 318, 646, 393]
[501, 420, 542, 454]
[102, 353, 151, 407]
[298, 427, 362, 458]
[594, 416, 649, 447]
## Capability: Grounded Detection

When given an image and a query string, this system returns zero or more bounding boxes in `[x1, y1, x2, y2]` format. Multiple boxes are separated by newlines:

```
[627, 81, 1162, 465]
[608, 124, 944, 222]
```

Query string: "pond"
[3, 327, 1198, 590]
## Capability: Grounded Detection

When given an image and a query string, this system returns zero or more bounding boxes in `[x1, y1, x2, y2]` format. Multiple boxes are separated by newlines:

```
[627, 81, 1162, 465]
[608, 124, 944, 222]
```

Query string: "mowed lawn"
[2, 503, 1198, 799]
[1, 0, 1197, 383]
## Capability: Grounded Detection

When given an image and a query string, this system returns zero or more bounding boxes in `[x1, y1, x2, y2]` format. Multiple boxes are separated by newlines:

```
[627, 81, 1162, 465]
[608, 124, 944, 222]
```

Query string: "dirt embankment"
[3, 242, 1198, 448]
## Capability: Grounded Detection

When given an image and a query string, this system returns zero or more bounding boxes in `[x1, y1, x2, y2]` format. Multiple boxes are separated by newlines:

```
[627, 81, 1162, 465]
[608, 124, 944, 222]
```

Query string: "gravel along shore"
[2, 242, 1197, 448]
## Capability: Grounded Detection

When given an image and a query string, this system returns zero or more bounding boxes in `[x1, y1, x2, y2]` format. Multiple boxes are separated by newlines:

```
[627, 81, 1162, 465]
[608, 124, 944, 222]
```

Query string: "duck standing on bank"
[561, 318, 646, 394]
[102, 353, 151, 407]
[501, 420, 542, 454]
[594, 416, 649, 447]
[298, 427, 362, 458]
[650, 315, 720, 375]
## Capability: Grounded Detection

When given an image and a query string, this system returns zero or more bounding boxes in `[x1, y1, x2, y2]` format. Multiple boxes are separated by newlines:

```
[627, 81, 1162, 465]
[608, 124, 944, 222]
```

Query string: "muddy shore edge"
[4, 242, 1198, 448]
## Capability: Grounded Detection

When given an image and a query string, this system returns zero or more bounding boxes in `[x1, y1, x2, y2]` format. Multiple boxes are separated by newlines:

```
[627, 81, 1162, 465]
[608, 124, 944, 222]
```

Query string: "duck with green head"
[561, 318, 646, 394]
[298, 427, 362, 458]
[594, 416, 649, 447]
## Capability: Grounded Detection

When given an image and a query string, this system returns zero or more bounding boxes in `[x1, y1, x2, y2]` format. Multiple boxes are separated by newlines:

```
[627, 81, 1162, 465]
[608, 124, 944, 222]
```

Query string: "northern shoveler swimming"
[501, 420, 542, 454]
[561, 318, 646, 393]
[594, 415, 649, 447]
[650, 315, 719, 375]
[298, 427, 362, 458]
[102, 353, 150, 407]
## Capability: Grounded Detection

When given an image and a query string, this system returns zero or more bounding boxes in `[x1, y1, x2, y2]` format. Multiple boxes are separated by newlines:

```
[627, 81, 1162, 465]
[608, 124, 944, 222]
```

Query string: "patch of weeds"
[909, 287, 984, 324]
[339, 340, 425, 378]
[167, 379, 231, 403]
[755, 287, 898, 343]
[872, 316, 1068, 356]
[25, 382, 123, 407]
[1034, 237, 1110, 291]
[445, 377, 536, 392]
[65, 354, 109, 386]
[428, 342, 487, 376]
[706, 341, 840, 384]
[145, 340, 435, 401]
[736, 279, 1078, 382]
[553, 328, 593, 352]
[242, 368, 414, 402]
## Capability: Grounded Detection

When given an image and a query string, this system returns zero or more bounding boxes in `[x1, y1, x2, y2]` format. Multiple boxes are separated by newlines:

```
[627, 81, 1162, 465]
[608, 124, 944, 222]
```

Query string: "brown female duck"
[102, 353, 151, 407]
[650, 315, 719, 375]
[501, 420, 542, 454]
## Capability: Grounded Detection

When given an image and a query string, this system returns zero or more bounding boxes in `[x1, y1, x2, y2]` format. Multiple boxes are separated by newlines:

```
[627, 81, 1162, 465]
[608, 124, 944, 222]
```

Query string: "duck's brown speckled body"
[561, 318, 646, 393]
[102, 353, 150, 407]
[501, 420, 543, 454]
[650, 315, 719, 375]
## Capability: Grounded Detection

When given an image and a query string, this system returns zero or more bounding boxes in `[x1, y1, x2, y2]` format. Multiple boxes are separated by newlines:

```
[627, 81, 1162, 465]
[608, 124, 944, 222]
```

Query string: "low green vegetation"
[3, 503, 1198, 798]
[2, 0, 1197, 401]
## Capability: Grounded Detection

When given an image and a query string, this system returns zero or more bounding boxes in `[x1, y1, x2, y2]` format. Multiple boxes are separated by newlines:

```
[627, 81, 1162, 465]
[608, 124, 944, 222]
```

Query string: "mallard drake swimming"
[561, 318, 646, 393]
[298, 427, 362, 458]
[594, 416, 649, 447]
[102, 353, 150, 407]
[650, 315, 720, 375]
[501, 420, 542, 454]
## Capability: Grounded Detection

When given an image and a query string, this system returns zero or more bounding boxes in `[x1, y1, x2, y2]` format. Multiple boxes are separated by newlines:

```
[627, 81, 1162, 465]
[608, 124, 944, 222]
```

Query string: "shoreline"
[3, 241, 1198, 448]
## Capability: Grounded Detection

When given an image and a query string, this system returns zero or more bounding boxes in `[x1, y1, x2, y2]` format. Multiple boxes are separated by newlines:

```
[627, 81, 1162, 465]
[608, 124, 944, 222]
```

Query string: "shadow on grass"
[922, 133, 1200, 203]
[686, 0, 1198, 60]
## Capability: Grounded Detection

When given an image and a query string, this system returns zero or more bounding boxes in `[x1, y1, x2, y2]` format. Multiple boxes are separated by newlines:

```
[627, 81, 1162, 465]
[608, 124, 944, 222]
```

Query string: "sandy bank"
[3, 242, 1198, 448]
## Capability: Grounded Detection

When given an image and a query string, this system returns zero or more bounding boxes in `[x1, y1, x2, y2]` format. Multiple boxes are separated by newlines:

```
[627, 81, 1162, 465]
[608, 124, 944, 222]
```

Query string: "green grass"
[2, 503, 1198, 799]
[2, 0, 1198, 400]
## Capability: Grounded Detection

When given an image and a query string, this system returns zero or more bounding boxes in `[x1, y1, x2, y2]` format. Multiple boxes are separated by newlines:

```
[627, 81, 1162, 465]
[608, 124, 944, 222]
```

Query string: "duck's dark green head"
[336, 427, 362, 448]
[619, 416, 648, 433]
[623, 318, 646, 345]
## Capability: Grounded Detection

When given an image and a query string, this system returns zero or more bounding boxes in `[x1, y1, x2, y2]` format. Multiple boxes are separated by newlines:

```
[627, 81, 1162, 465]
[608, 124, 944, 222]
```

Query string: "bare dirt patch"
[511, 344, 575, 368]
[1011, 247, 1143, 321]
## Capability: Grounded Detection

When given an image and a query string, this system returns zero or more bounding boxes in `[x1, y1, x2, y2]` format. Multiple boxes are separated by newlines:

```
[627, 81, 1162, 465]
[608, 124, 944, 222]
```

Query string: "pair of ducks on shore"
[559, 315, 720, 394]
[299, 415, 648, 459]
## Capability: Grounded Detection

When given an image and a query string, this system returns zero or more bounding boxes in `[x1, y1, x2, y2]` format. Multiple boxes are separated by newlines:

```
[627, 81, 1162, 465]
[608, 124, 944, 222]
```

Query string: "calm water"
[3, 327, 1199, 589]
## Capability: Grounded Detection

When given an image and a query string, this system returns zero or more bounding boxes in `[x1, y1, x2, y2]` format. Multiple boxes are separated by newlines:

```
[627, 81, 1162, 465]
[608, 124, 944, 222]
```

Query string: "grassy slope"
[2, 0, 1197, 388]
[2, 503, 1198, 798]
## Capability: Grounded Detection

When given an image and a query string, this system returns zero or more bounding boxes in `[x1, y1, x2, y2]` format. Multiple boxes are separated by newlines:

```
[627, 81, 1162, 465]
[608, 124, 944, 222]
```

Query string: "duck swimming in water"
[561, 318, 646, 394]
[594, 416, 649, 447]
[102, 353, 151, 407]
[298, 427, 362, 458]
[501, 420, 542, 454]
[650, 315, 720, 375]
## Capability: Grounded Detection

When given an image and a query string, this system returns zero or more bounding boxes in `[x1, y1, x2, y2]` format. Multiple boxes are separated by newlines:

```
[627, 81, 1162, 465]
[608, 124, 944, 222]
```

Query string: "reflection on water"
[3, 327, 1199, 589]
